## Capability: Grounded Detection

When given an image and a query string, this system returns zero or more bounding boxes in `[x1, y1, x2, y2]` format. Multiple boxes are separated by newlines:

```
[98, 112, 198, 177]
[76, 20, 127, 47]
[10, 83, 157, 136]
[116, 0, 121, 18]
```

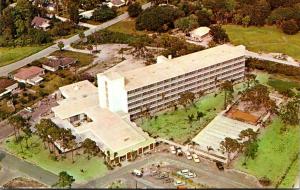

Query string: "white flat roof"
[59, 80, 98, 99]
[52, 80, 154, 156]
[102, 44, 246, 91]
[192, 114, 259, 157]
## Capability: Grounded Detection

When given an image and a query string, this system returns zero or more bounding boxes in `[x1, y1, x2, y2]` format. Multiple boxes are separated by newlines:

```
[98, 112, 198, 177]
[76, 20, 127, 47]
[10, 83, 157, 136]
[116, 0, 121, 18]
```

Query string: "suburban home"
[42, 57, 77, 72]
[0, 78, 18, 98]
[107, 0, 126, 8]
[31, 16, 51, 30]
[14, 66, 45, 85]
[188, 27, 211, 42]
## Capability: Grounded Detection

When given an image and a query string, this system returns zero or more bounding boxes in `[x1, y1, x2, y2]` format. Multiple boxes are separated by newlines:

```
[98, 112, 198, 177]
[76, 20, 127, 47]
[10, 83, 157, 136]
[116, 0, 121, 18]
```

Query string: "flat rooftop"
[192, 114, 259, 158]
[102, 44, 246, 91]
[59, 80, 98, 99]
[52, 80, 154, 156]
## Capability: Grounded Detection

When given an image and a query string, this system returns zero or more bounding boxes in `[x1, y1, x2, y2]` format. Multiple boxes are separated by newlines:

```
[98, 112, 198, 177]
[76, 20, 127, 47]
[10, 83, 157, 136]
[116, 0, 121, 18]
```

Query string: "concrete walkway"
[0, 2, 151, 77]
[246, 50, 300, 67]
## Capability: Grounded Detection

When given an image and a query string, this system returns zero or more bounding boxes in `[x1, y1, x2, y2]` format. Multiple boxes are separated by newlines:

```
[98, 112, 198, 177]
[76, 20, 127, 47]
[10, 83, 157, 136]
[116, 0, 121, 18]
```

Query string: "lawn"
[140, 92, 225, 144]
[50, 50, 95, 67]
[3, 135, 108, 183]
[107, 19, 148, 35]
[223, 25, 300, 60]
[234, 118, 300, 187]
[268, 78, 300, 94]
[0, 46, 49, 67]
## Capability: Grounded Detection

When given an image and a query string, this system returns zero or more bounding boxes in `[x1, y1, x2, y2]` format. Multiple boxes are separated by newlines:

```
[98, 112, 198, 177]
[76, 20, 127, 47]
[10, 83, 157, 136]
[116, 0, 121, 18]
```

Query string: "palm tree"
[220, 80, 234, 109]
[23, 126, 32, 149]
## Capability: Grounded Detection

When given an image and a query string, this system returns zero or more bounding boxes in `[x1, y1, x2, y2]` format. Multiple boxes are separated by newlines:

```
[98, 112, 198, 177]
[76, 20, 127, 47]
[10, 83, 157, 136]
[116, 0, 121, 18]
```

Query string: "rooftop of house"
[190, 26, 211, 37]
[0, 78, 16, 93]
[14, 66, 44, 80]
[110, 0, 125, 6]
[99, 44, 246, 91]
[31, 16, 50, 27]
[43, 57, 77, 68]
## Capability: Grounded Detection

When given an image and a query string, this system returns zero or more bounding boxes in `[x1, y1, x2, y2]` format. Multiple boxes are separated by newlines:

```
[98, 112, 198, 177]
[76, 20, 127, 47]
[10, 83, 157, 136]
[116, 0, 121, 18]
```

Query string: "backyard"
[0, 46, 50, 67]
[234, 117, 300, 188]
[223, 25, 300, 60]
[50, 50, 95, 67]
[3, 135, 108, 183]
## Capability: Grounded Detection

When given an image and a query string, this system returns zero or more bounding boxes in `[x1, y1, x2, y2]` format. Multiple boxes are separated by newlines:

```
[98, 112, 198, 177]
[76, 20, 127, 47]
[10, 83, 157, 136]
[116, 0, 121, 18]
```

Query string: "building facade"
[98, 44, 246, 120]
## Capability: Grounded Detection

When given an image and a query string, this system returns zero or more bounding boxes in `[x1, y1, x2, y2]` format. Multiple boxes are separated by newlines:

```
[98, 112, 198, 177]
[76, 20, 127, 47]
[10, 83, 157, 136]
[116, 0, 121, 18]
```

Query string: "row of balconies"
[127, 59, 245, 98]
[128, 70, 244, 113]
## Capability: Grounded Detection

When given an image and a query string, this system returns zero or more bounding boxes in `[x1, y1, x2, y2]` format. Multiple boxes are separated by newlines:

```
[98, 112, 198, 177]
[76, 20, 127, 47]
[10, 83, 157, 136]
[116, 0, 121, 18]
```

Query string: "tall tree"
[82, 138, 100, 160]
[220, 137, 240, 164]
[57, 171, 75, 187]
[220, 80, 234, 109]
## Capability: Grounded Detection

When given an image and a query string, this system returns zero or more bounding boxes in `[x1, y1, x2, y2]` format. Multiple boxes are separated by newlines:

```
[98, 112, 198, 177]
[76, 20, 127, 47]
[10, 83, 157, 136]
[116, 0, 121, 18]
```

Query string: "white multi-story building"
[51, 44, 246, 163]
[98, 44, 246, 120]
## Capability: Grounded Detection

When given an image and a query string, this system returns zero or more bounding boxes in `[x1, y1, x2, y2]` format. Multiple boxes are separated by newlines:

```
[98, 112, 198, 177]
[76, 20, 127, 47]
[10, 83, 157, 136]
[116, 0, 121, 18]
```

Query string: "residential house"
[14, 66, 45, 85]
[31, 16, 51, 30]
[0, 79, 18, 98]
[42, 57, 77, 72]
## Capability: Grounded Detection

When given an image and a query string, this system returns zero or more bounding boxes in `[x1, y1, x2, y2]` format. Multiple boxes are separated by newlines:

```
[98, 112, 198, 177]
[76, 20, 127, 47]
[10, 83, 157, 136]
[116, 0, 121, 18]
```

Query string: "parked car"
[216, 161, 224, 171]
[170, 146, 177, 154]
[177, 169, 196, 179]
[174, 180, 186, 186]
[132, 169, 143, 177]
[185, 151, 192, 160]
[192, 154, 200, 163]
[176, 148, 183, 156]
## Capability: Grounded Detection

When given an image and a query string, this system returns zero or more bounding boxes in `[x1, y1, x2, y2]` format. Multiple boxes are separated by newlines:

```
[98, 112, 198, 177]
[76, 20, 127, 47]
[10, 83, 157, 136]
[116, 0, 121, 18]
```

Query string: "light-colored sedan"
[185, 151, 192, 160]
[192, 154, 200, 163]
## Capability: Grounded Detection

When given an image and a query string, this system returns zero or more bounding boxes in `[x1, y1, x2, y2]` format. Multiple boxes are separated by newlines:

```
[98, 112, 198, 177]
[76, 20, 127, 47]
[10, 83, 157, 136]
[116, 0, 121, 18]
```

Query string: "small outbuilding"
[189, 27, 211, 42]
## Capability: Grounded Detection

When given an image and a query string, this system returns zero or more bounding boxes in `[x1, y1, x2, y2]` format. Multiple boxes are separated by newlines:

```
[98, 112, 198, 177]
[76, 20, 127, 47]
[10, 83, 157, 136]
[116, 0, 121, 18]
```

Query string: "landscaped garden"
[3, 135, 108, 183]
[223, 25, 300, 60]
[0, 46, 50, 67]
[234, 117, 300, 187]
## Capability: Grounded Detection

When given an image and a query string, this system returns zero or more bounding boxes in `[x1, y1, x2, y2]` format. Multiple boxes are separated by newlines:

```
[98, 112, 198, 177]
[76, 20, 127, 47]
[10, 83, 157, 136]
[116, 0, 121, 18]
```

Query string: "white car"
[25, 107, 33, 112]
[177, 169, 196, 179]
[170, 146, 177, 154]
[173, 180, 186, 186]
[192, 154, 200, 163]
[132, 169, 143, 177]
[176, 148, 183, 156]
[185, 151, 192, 160]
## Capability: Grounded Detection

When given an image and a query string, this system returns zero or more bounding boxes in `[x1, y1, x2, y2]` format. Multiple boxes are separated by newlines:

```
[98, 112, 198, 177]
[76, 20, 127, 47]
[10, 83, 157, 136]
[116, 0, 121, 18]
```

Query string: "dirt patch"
[226, 108, 259, 125]
[3, 177, 47, 188]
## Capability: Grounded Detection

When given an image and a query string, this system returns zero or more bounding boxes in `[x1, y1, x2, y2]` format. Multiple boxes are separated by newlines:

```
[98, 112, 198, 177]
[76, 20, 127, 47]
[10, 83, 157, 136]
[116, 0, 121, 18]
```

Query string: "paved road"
[0, 150, 58, 186]
[246, 50, 300, 67]
[0, 3, 151, 77]
[76, 153, 260, 188]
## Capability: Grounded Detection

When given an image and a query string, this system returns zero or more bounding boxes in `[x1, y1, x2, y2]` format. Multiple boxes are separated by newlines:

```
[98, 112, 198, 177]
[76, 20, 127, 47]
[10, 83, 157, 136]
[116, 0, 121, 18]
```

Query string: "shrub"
[128, 2, 142, 17]
[259, 176, 271, 186]
[92, 5, 117, 22]
[281, 19, 299, 35]
[136, 5, 183, 32]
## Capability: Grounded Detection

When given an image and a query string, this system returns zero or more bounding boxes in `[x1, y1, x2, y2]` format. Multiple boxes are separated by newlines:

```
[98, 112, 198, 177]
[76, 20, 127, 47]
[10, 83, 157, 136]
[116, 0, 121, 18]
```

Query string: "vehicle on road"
[132, 169, 143, 177]
[192, 154, 200, 163]
[185, 151, 192, 160]
[216, 161, 224, 171]
[25, 107, 33, 112]
[170, 146, 177, 154]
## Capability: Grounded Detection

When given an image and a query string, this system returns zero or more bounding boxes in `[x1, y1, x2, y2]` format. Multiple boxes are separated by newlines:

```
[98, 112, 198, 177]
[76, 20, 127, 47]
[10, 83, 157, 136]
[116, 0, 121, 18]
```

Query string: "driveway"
[0, 3, 151, 77]
[76, 153, 260, 188]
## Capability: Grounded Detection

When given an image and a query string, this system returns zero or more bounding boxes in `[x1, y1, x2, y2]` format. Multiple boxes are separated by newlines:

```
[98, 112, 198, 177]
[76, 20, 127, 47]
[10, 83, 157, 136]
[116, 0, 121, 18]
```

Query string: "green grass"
[223, 25, 300, 60]
[268, 78, 300, 93]
[107, 19, 148, 35]
[50, 50, 95, 67]
[140, 92, 225, 144]
[3, 135, 108, 183]
[234, 118, 300, 187]
[0, 46, 50, 67]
